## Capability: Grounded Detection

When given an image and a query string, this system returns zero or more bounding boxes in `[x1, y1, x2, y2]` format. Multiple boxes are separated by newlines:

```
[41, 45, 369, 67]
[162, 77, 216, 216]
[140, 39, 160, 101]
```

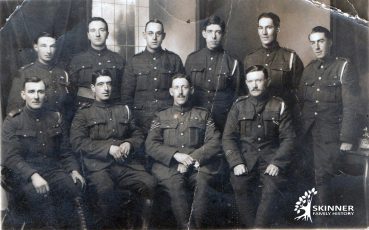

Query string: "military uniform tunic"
[145, 104, 221, 228]
[2, 107, 82, 226]
[185, 47, 244, 131]
[244, 42, 304, 107]
[298, 56, 360, 205]
[70, 101, 156, 224]
[6, 61, 72, 118]
[222, 93, 295, 227]
[121, 48, 184, 133]
[68, 47, 125, 107]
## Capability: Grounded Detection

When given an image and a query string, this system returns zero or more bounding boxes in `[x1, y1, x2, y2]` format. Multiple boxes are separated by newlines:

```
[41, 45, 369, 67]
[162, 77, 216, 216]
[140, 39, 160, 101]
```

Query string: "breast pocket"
[160, 120, 178, 146]
[216, 72, 232, 90]
[87, 119, 107, 139]
[159, 68, 174, 89]
[188, 120, 206, 147]
[263, 112, 280, 137]
[15, 130, 37, 151]
[135, 70, 151, 91]
[190, 65, 205, 87]
[117, 117, 130, 137]
[78, 64, 93, 85]
[269, 63, 290, 89]
[238, 112, 255, 137]
[322, 80, 342, 102]
[302, 79, 315, 100]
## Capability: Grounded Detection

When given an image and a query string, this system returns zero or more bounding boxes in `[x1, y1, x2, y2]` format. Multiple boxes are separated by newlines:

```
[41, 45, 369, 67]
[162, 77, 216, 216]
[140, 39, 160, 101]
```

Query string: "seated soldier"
[2, 77, 87, 229]
[145, 73, 222, 229]
[70, 69, 156, 229]
[223, 65, 295, 228]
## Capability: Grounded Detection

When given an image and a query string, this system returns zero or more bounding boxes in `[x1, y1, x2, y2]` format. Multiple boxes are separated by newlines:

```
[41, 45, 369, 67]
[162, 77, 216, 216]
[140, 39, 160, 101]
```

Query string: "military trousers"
[156, 168, 217, 229]
[230, 159, 287, 228]
[86, 164, 156, 226]
[19, 168, 83, 227]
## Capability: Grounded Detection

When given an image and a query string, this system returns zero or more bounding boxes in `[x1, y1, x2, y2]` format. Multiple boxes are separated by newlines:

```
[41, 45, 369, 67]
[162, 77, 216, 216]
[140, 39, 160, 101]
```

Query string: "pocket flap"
[263, 112, 280, 121]
[15, 130, 37, 137]
[87, 118, 106, 126]
[270, 63, 290, 71]
[159, 120, 178, 129]
[188, 120, 206, 129]
[238, 111, 255, 120]
[191, 65, 205, 72]
[47, 127, 62, 136]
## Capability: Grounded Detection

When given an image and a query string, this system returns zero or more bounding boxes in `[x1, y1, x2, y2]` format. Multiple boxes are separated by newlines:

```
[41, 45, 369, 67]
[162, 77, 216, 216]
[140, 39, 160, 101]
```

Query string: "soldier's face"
[34, 37, 56, 65]
[202, 24, 223, 50]
[144, 22, 165, 52]
[91, 76, 112, 102]
[170, 78, 193, 106]
[21, 81, 46, 110]
[246, 71, 268, 97]
[309, 32, 332, 59]
[258, 17, 278, 48]
[88, 21, 109, 49]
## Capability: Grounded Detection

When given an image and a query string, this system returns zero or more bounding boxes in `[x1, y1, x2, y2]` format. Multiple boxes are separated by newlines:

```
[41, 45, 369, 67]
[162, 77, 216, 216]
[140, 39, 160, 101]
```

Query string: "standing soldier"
[2, 77, 87, 229]
[7, 32, 73, 122]
[68, 17, 125, 109]
[223, 65, 295, 228]
[145, 74, 221, 229]
[244, 12, 304, 110]
[185, 15, 244, 131]
[70, 69, 156, 229]
[298, 26, 361, 221]
[121, 19, 184, 134]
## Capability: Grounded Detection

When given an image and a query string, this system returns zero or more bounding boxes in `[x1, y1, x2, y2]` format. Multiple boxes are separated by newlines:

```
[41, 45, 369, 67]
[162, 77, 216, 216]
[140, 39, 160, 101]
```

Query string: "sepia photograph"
[0, 0, 368, 229]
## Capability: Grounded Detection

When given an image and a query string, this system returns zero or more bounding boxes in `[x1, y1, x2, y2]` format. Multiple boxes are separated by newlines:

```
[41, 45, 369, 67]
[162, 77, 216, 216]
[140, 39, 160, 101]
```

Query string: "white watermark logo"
[294, 188, 355, 223]
[294, 187, 317, 222]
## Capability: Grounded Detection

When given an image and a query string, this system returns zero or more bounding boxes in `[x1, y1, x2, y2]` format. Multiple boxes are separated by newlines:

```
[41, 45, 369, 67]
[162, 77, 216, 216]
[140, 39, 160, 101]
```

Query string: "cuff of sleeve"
[225, 150, 244, 169]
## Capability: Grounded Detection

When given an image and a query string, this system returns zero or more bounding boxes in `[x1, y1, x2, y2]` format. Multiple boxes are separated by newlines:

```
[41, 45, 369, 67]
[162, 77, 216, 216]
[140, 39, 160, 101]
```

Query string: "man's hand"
[109, 145, 124, 163]
[233, 164, 247, 176]
[173, 153, 194, 167]
[340, 142, 353, 151]
[264, 164, 279, 176]
[31, 173, 49, 194]
[70, 170, 86, 189]
[119, 142, 131, 158]
[177, 164, 188, 174]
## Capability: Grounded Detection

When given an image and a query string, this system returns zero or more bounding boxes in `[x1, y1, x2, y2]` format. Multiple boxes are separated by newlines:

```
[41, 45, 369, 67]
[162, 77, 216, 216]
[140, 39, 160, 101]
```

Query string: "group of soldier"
[1, 11, 361, 230]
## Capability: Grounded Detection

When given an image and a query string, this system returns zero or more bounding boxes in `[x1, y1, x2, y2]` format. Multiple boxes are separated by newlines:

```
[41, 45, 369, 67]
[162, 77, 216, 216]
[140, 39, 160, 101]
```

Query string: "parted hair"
[88, 17, 109, 32]
[145, 19, 165, 32]
[23, 76, 47, 89]
[202, 15, 225, 32]
[308, 26, 332, 41]
[258, 12, 280, 28]
[171, 73, 192, 86]
[245, 65, 269, 79]
[91, 69, 112, 85]
[33, 32, 55, 44]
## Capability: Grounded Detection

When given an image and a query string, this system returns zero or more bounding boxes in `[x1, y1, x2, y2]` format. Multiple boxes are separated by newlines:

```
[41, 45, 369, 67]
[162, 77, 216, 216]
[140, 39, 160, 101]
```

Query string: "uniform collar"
[88, 46, 108, 56]
[204, 46, 224, 55]
[314, 55, 335, 69]
[93, 100, 113, 108]
[144, 47, 164, 58]
[23, 105, 45, 119]
[262, 41, 280, 53]
[34, 59, 54, 71]
[249, 90, 270, 105]
[173, 102, 192, 113]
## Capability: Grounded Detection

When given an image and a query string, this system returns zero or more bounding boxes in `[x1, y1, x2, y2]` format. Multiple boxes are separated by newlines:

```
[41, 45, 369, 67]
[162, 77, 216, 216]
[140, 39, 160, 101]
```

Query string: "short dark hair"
[258, 12, 280, 28]
[23, 76, 46, 89]
[145, 19, 165, 32]
[88, 17, 109, 32]
[33, 32, 55, 44]
[202, 15, 225, 33]
[91, 69, 112, 85]
[171, 73, 192, 86]
[245, 65, 269, 79]
[308, 26, 332, 41]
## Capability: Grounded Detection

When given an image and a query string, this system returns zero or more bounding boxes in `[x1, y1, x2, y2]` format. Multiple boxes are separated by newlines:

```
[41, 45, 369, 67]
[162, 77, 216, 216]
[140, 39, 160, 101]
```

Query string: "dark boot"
[141, 199, 153, 230]
[74, 197, 88, 230]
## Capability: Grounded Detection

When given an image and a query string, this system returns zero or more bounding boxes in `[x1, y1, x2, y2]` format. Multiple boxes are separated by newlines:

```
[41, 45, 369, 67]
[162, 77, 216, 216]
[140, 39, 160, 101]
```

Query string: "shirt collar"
[23, 105, 45, 119]
[249, 90, 270, 105]
[93, 100, 113, 108]
[204, 46, 224, 55]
